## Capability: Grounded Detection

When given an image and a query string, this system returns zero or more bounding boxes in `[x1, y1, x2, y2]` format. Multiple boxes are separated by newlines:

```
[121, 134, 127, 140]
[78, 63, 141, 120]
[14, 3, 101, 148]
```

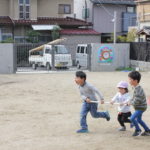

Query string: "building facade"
[74, 0, 136, 42]
[136, 0, 150, 42]
[0, 0, 75, 42]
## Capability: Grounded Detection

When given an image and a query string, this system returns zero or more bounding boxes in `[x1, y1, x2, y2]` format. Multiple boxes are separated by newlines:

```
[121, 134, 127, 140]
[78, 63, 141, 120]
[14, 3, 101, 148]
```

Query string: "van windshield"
[54, 45, 68, 54]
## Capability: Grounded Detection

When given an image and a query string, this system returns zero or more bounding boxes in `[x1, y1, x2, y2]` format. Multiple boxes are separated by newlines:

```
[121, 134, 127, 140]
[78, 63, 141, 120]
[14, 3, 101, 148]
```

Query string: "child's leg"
[136, 110, 150, 132]
[122, 112, 131, 123]
[90, 103, 107, 118]
[80, 102, 90, 129]
[118, 113, 125, 127]
[130, 110, 142, 131]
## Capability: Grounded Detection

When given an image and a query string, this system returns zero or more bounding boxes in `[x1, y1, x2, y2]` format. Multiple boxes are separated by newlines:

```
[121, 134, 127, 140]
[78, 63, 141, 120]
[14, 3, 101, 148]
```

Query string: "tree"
[117, 35, 127, 43]
[26, 30, 41, 43]
[51, 26, 61, 40]
[126, 28, 137, 42]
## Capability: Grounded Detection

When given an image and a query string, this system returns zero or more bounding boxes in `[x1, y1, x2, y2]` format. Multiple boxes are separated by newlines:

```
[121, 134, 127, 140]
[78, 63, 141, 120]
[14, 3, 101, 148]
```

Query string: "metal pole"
[113, 11, 117, 44]
[51, 45, 55, 71]
[137, 13, 140, 42]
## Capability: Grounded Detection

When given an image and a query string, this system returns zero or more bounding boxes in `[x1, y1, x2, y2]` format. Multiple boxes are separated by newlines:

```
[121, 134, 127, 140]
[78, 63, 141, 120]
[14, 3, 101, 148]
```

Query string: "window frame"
[127, 6, 135, 13]
[58, 4, 71, 14]
[19, 0, 30, 20]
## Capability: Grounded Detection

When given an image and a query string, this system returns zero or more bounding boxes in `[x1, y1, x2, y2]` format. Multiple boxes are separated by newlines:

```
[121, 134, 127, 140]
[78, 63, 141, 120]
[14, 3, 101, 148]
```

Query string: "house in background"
[0, 0, 74, 42]
[74, 0, 137, 42]
[0, 0, 101, 64]
[136, 0, 150, 42]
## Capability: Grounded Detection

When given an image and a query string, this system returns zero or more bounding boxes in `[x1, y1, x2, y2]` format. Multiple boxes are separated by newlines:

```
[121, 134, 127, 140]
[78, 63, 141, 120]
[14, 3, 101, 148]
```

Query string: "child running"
[75, 71, 110, 133]
[128, 71, 150, 136]
[111, 81, 132, 131]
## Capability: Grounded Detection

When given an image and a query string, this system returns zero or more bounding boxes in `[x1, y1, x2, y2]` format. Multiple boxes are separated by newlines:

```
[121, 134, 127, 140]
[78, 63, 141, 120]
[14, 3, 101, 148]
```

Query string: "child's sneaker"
[132, 130, 142, 136]
[76, 129, 89, 133]
[105, 111, 110, 121]
[141, 131, 150, 136]
[118, 126, 126, 131]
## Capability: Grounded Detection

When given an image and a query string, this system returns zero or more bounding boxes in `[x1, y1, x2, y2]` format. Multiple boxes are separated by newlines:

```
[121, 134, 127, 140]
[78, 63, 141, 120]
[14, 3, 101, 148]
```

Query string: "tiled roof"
[90, 0, 136, 5]
[0, 16, 13, 25]
[35, 17, 92, 26]
[0, 16, 92, 27]
[136, 0, 150, 3]
[60, 29, 100, 35]
[137, 27, 150, 35]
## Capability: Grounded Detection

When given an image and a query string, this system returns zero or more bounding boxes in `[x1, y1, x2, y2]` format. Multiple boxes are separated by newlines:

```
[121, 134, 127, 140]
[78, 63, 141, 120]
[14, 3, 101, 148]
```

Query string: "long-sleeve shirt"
[79, 82, 104, 102]
[112, 92, 131, 113]
[130, 85, 147, 111]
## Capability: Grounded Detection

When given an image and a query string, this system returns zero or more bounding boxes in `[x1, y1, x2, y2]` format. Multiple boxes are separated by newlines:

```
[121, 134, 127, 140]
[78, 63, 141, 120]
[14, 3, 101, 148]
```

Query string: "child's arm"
[89, 84, 104, 102]
[111, 93, 118, 105]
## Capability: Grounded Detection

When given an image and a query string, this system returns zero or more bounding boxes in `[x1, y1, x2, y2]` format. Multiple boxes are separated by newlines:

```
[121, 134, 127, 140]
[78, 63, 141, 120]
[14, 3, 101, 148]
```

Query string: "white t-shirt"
[112, 92, 131, 113]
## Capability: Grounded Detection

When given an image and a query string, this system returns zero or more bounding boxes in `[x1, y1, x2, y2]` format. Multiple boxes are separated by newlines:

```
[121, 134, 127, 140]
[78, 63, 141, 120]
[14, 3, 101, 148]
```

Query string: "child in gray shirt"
[75, 71, 110, 133]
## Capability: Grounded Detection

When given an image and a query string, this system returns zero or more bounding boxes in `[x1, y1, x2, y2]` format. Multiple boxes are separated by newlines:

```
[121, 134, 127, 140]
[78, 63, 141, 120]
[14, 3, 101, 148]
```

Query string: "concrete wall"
[61, 34, 101, 64]
[0, 44, 16, 74]
[90, 43, 130, 71]
[130, 60, 150, 71]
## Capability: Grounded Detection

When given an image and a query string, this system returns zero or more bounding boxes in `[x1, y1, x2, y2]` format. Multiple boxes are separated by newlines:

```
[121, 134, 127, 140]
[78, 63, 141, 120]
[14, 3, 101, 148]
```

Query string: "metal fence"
[130, 42, 150, 62]
[15, 43, 91, 72]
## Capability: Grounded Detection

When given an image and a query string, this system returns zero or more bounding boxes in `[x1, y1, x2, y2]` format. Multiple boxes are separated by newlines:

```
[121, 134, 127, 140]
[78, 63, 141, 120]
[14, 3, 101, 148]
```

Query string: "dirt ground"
[0, 72, 150, 150]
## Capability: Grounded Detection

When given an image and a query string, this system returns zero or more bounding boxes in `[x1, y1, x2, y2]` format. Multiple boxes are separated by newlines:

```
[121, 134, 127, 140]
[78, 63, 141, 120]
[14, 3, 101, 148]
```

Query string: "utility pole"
[113, 11, 117, 44]
[85, 0, 87, 21]
[137, 13, 141, 42]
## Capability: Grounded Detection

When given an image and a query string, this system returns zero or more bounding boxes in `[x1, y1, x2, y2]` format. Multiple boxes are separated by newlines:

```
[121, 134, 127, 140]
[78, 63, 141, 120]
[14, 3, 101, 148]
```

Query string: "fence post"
[87, 44, 91, 71]
[51, 45, 56, 71]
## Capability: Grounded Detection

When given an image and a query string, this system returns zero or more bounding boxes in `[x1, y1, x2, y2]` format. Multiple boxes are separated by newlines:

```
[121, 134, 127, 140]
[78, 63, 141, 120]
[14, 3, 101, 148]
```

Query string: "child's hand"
[86, 98, 91, 103]
[120, 103, 124, 106]
[101, 100, 104, 104]
[110, 101, 114, 105]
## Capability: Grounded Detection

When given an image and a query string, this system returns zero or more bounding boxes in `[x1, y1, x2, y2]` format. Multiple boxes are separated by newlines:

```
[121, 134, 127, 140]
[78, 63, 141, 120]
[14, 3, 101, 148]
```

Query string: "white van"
[75, 44, 88, 69]
[29, 45, 72, 70]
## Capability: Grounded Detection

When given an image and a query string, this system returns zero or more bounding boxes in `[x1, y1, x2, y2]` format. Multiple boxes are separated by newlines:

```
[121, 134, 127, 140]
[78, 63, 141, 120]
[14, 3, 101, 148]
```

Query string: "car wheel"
[77, 62, 81, 69]
[32, 63, 37, 70]
[46, 63, 51, 70]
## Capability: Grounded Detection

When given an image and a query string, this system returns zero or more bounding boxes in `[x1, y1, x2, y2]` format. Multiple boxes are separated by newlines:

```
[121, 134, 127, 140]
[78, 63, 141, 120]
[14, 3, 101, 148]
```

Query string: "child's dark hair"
[128, 71, 141, 83]
[76, 71, 86, 80]
[124, 88, 128, 93]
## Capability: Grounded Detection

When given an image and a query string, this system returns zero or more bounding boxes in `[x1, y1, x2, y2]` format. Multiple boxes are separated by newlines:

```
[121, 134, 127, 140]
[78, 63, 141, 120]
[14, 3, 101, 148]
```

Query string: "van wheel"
[77, 62, 81, 69]
[46, 63, 51, 70]
[32, 63, 37, 70]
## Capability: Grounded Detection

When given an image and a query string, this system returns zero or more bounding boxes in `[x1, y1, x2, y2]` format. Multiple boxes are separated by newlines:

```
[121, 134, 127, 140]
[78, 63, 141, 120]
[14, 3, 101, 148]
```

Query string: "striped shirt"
[131, 85, 147, 111]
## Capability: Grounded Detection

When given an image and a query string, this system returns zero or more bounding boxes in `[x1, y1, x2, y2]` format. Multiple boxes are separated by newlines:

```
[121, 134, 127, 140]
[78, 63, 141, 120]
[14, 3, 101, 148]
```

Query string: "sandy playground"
[0, 71, 150, 150]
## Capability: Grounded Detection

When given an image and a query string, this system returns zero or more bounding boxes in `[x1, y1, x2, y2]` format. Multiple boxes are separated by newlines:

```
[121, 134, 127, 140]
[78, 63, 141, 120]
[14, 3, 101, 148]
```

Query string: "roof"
[137, 27, 150, 35]
[136, 0, 150, 3]
[0, 16, 13, 25]
[60, 29, 100, 35]
[90, 0, 136, 5]
[0, 16, 92, 27]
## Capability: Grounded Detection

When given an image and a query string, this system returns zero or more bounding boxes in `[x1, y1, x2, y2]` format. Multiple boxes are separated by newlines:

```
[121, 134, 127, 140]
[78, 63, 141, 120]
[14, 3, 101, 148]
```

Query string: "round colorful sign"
[98, 45, 114, 63]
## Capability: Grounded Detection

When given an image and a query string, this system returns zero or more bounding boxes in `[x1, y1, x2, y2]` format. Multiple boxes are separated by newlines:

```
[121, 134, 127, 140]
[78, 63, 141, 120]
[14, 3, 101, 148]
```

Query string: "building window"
[82, 8, 90, 19]
[58, 4, 71, 14]
[2, 34, 12, 41]
[19, 0, 30, 19]
[127, 6, 135, 13]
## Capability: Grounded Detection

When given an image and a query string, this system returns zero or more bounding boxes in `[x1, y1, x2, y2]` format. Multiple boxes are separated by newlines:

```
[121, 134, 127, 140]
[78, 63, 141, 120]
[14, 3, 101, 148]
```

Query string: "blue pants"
[130, 110, 150, 132]
[80, 102, 107, 129]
